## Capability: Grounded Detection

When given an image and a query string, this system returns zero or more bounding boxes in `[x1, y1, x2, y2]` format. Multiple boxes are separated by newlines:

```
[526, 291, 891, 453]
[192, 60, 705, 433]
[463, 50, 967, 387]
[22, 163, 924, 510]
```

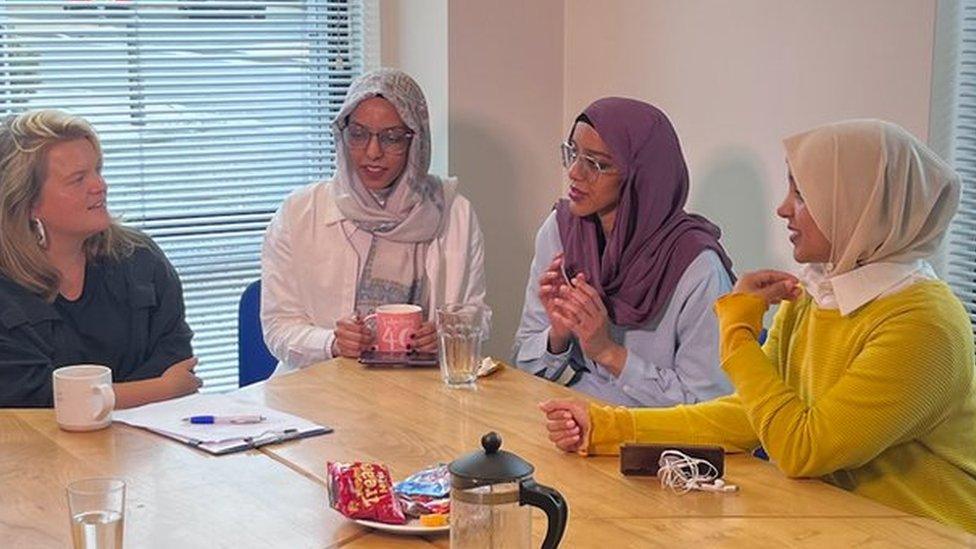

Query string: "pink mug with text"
[364, 304, 423, 352]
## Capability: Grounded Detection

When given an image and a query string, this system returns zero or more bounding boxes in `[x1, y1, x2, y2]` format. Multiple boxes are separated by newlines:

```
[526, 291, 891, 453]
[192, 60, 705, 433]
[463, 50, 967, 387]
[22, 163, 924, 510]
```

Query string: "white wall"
[448, 1, 565, 357]
[379, 0, 449, 174]
[564, 0, 937, 273]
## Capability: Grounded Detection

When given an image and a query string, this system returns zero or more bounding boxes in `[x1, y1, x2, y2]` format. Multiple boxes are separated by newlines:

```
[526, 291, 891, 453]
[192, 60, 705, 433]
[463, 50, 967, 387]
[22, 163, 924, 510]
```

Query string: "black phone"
[620, 443, 725, 477]
[358, 350, 438, 367]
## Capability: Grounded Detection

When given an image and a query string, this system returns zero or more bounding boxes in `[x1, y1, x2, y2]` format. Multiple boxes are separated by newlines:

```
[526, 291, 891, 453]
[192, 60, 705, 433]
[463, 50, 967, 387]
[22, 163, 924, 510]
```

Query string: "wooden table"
[2, 359, 973, 548]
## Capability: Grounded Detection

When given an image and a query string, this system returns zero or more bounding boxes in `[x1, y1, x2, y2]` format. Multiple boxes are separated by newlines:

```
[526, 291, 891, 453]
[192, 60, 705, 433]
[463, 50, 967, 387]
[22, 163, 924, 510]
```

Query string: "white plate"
[354, 517, 449, 535]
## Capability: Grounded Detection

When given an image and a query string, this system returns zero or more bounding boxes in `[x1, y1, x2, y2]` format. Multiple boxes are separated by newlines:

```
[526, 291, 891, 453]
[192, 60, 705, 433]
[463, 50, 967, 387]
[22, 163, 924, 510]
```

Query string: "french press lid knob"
[448, 431, 535, 489]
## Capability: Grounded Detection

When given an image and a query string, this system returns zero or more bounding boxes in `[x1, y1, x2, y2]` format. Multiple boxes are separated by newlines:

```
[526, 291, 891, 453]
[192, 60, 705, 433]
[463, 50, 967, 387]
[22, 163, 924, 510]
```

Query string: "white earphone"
[656, 450, 739, 494]
[690, 477, 738, 493]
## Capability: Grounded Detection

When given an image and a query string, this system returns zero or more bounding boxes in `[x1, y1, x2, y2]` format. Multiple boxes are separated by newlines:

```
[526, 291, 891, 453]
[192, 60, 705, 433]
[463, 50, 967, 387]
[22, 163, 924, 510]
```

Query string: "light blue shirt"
[513, 212, 734, 407]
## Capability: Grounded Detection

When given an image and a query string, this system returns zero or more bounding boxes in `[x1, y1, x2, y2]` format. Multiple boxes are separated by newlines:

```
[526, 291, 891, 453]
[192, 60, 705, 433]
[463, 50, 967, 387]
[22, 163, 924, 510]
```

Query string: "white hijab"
[783, 119, 960, 278]
[330, 68, 447, 315]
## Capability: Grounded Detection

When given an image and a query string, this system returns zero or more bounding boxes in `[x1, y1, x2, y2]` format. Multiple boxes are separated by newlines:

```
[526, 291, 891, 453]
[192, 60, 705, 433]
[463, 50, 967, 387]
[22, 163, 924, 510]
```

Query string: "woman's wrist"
[547, 329, 571, 354]
[113, 377, 169, 409]
[714, 293, 768, 359]
[715, 293, 767, 335]
[583, 402, 635, 456]
[591, 342, 627, 376]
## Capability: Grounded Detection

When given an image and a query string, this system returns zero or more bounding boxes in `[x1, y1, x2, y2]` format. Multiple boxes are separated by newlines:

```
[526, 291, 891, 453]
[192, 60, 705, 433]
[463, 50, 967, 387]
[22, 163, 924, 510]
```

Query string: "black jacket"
[0, 242, 193, 407]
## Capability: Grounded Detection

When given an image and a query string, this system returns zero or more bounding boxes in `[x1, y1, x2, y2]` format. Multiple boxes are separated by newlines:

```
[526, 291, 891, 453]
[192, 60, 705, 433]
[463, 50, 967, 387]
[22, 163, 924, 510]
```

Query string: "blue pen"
[181, 415, 267, 425]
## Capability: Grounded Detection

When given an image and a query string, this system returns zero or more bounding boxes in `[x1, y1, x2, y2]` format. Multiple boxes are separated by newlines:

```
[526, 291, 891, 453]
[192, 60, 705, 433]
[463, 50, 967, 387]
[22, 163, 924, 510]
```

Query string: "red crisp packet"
[327, 461, 407, 524]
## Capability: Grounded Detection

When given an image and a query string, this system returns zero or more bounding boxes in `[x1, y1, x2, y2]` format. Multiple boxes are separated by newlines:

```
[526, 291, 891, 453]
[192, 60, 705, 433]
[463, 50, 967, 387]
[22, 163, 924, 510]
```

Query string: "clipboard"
[189, 425, 333, 455]
[113, 393, 333, 456]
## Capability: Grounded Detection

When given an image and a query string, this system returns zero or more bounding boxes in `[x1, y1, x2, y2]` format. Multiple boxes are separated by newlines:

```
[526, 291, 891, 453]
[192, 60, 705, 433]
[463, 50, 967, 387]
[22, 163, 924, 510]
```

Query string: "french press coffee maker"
[448, 432, 568, 548]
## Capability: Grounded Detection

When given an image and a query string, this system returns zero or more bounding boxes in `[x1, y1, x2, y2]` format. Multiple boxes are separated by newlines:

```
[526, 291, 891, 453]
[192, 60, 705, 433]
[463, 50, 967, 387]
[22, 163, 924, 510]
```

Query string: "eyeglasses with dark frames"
[343, 122, 414, 154]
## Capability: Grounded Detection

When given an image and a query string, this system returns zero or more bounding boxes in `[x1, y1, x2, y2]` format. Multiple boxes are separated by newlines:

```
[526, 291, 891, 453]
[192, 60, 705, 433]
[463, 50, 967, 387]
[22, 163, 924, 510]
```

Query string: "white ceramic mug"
[363, 304, 423, 352]
[53, 365, 115, 432]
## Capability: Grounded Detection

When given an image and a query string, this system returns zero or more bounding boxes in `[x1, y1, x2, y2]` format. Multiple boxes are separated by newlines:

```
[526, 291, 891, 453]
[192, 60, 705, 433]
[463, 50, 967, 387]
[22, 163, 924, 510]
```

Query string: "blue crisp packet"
[394, 463, 450, 497]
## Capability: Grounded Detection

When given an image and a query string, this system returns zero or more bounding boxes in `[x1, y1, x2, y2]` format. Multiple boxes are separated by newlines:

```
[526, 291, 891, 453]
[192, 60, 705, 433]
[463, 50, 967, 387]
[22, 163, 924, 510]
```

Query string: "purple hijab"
[556, 97, 734, 328]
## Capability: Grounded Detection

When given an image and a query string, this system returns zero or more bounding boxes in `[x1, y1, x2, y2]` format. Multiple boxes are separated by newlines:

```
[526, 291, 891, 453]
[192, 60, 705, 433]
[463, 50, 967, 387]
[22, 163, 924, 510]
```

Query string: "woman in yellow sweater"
[539, 119, 976, 533]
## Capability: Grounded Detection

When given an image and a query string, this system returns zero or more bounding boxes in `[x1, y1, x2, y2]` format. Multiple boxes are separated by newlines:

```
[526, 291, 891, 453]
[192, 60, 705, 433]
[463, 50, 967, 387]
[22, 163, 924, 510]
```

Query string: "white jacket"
[260, 178, 486, 373]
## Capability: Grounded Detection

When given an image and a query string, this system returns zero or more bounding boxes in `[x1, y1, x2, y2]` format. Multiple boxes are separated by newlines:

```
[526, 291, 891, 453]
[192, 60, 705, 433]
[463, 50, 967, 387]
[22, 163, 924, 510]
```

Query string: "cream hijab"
[783, 119, 960, 277]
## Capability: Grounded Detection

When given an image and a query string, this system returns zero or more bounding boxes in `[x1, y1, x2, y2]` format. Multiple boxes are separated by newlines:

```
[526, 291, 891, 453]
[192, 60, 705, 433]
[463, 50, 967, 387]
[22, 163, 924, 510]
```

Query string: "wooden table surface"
[2, 359, 973, 548]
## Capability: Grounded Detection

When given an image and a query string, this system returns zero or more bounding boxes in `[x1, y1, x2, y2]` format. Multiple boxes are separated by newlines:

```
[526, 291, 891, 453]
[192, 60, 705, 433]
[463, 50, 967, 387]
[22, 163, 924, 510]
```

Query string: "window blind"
[948, 0, 976, 338]
[0, 0, 365, 391]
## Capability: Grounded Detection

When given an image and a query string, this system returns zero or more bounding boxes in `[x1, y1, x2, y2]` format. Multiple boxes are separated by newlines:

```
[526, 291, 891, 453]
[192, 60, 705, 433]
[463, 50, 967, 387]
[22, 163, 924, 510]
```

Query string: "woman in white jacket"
[261, 68, 486, 373]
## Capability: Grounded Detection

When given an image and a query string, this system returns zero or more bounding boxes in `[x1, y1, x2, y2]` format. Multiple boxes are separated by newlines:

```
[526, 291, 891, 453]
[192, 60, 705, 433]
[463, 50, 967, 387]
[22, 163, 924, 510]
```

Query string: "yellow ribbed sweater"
[586, 281, 976, 533]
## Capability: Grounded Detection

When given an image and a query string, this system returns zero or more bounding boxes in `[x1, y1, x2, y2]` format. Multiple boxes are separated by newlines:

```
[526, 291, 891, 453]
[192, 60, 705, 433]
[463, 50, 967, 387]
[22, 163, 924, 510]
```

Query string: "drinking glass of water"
[66, 478, 125, 549]
[436, 303, 491, 388]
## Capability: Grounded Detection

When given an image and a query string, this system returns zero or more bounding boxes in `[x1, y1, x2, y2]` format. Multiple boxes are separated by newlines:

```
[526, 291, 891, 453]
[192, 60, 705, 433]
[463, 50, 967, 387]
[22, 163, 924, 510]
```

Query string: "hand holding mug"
[410, 321, 438, 353]
[333, 314, 373, 358]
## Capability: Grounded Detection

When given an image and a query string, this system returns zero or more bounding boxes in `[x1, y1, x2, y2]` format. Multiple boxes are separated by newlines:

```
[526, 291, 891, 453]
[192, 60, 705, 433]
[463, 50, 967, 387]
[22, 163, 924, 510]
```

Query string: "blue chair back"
[752, 328, 769, 461]
[238, 280, 278, 387]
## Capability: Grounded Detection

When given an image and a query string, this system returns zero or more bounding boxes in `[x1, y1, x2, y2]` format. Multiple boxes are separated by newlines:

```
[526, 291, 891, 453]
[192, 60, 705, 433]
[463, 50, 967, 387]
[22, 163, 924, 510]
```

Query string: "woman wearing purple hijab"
[513, 98, 735, 407]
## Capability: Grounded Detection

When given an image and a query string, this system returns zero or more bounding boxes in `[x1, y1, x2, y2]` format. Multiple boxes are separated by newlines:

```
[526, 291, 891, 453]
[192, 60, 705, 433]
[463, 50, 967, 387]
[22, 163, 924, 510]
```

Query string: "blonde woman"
[0, 110, 201, 408]
[541, 120, 976, 533]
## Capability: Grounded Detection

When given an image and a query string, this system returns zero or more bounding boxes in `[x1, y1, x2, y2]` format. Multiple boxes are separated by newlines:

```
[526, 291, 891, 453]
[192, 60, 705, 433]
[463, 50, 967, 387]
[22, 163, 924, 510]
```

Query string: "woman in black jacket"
[0, 109, 201, 407]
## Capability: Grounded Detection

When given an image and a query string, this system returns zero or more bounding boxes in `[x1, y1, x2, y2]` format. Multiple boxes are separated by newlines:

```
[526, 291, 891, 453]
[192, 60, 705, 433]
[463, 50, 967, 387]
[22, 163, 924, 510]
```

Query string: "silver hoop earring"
[31, 218, 47, 249]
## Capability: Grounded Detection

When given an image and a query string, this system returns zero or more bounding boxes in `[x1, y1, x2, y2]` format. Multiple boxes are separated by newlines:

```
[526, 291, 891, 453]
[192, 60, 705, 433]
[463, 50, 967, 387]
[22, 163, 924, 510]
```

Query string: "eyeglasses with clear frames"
[343, 123, 414, 154]
[560, 141, 617, 180]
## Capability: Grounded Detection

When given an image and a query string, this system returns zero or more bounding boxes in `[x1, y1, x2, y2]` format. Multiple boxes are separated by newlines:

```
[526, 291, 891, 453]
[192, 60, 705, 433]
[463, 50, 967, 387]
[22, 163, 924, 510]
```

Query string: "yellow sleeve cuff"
[582, 403, 636, 456]
[714, 293, 767, 358]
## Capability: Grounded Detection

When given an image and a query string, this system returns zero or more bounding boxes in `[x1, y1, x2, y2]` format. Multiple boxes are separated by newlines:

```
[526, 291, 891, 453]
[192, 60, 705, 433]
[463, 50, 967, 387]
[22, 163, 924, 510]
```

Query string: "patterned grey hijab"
[331, 68, 447, 315]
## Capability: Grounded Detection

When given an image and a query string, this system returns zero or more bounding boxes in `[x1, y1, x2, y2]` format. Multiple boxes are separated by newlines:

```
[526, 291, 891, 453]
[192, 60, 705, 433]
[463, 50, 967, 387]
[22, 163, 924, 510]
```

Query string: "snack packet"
[397, 493, 451, 518]
[327, 461, 407, 524]
[393, 463, 450, 498]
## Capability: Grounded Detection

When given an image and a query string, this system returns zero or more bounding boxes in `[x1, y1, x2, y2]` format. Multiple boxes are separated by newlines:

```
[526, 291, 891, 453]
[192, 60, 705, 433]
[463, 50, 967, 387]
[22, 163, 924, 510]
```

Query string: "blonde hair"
[0, 109, 145, 301]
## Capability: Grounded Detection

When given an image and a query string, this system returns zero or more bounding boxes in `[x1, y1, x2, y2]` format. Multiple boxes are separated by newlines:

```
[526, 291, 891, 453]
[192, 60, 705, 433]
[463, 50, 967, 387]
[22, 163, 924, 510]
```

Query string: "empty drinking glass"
[437, 303, 491, 388]
[66, 478, 125, 549]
